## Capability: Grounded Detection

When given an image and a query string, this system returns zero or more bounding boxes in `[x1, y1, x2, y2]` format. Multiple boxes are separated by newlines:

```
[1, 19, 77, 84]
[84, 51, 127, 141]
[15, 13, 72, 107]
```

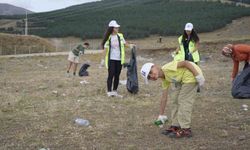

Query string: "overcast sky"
[1, 0, 100, 12]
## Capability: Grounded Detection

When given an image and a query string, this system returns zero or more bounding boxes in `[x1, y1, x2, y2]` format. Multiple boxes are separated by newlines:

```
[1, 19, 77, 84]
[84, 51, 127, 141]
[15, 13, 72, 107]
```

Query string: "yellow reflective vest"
[174, 35, 200, 63]
[105, 33, 125, 68]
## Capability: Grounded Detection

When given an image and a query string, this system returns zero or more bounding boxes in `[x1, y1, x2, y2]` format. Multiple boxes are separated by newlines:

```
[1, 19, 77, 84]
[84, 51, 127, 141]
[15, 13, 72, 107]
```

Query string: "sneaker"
[113, 91, 123, 98]
[162, 126, 181, 135]
[66, 72, 70, 77]
[107, 92, 115, 97]
[168, 128, 192, 138]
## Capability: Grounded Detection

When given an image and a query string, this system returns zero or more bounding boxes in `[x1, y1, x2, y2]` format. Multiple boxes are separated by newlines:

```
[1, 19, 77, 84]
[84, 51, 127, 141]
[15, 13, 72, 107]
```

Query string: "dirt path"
[0, 50, 102, 58]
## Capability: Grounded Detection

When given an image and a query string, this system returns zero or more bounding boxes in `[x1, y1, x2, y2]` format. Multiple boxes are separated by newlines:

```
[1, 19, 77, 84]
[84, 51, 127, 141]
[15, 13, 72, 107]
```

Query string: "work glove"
[171, 51, 176, 58]
[129, 44, 136, 49]
[99, 59, 104, 68]
[123, 63, 130, 68]
[195, 74, 205, 86]
[157, 115, 168, 124]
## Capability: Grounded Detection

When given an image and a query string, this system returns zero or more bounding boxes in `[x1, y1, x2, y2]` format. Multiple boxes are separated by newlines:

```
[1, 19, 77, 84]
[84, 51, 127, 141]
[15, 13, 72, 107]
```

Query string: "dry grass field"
[1, 17, 250, 150]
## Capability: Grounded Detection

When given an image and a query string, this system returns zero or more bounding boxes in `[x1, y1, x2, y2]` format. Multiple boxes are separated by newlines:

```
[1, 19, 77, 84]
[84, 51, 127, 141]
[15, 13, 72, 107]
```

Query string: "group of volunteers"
[66, 19, 250, 138]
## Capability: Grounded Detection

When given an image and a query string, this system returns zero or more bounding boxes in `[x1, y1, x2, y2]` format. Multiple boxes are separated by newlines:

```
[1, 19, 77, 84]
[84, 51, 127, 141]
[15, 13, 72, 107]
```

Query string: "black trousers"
[107, 60, 122, 92]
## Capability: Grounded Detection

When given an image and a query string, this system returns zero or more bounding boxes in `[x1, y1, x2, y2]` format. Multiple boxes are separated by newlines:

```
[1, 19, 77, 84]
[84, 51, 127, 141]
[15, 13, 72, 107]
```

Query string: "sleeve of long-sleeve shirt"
[235, 45, 250, 61]
[232, 59, 239, 79]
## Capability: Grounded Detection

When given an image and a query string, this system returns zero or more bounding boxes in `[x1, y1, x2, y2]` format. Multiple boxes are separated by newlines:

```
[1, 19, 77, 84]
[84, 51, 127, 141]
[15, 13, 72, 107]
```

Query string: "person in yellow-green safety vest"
[174, 23, 200, 64]
[101, 20, 134, 97]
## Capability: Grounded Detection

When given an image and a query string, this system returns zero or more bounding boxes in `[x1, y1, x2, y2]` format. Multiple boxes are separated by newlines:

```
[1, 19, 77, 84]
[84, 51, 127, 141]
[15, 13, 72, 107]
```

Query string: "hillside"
[1, 0, 250, 39]
[0, 33, 55, 55]
[0, 3, 33, 15]
[229, 0, 250, 4]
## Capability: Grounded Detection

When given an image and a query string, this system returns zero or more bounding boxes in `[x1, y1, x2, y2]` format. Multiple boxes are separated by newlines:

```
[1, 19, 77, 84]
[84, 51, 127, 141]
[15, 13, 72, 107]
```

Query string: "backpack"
[231, 65, 250, 99]
[79, 63, 90, 77]
[126, 46, 139, 94]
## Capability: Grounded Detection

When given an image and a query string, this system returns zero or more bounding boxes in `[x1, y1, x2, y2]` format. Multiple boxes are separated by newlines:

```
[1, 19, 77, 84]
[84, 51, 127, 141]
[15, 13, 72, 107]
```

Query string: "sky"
[1, 0, 100, 12]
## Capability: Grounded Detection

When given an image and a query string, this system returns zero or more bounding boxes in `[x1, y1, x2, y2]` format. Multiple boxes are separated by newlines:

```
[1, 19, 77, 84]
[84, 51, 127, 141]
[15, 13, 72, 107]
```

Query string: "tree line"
[1, 0, 250, 39]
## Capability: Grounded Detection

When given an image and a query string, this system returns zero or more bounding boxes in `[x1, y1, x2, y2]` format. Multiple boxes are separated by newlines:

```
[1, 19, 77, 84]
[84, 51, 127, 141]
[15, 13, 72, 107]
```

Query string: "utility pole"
[25, 11, 28, 36]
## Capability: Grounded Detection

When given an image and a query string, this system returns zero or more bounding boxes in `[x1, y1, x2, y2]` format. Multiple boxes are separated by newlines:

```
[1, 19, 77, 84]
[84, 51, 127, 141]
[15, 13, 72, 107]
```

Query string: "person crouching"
[140, 60, 205, 138]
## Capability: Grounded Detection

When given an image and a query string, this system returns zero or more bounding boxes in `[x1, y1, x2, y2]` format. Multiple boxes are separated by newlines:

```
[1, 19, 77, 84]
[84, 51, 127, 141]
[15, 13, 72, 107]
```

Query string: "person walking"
[140, 60, 205, 138]
[174, 23, 200, 64]
[222, 44, 250, 81]
[101, 20, 131, 97]
[66, 42, 89, 76]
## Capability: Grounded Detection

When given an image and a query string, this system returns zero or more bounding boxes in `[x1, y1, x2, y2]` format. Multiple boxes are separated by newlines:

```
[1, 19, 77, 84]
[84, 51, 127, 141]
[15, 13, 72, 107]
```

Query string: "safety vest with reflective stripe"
[105, 33, 125, 68]
[174, 35, 200, 63]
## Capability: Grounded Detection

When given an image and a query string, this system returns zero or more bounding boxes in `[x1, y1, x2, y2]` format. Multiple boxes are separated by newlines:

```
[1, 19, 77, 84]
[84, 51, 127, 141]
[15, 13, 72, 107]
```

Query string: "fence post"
[14, 45, 17, 55]
[43, 45, 45, 53]
[0, 43, 2, 55]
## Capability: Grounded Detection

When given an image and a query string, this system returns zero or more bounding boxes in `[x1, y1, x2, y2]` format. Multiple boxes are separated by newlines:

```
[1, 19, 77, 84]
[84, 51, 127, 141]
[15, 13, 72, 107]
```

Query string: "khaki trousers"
[169, 83, 197, 128]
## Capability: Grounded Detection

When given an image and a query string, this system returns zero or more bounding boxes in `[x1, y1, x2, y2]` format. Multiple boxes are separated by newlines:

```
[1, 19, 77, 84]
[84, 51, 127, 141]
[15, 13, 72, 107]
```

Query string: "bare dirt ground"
[1, 17, 250, 150]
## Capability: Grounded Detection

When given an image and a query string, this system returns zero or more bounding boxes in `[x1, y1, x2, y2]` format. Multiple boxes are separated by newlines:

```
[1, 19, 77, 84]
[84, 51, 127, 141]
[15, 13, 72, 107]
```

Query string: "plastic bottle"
[75, 118, 89, 126]
[154, 120, 164, 128]
[154, 116, 168, 128]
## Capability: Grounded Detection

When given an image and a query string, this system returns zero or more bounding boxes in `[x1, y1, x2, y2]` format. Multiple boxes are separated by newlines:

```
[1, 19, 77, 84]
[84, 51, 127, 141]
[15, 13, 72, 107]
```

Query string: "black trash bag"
[79, 63, 90, 77]
[126, 46, 139, 94]
[187, 53, 194, 62]
[231, 66, 250, 99]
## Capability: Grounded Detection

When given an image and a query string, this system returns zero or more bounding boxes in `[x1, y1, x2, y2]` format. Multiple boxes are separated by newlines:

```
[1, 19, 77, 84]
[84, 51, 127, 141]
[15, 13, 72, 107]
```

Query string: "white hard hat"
[108, 20, 120, 28]
[140, 63, 154, 84]
[185, 23, 193, 31]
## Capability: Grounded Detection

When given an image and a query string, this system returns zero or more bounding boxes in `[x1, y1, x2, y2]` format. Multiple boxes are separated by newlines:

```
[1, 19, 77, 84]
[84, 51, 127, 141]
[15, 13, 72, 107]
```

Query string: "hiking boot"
[161, 126, 181, 135]
[168, 128, 192, 138]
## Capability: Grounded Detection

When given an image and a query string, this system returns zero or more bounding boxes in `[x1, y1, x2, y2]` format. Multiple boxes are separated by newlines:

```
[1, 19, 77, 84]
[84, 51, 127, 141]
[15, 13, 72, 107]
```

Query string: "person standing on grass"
[140, 60, 205, 138]
[66, 42, 89, 76]
[222, 44, 250, 81]
[174, 23, 200, 65]
[101, 20, 132, 97]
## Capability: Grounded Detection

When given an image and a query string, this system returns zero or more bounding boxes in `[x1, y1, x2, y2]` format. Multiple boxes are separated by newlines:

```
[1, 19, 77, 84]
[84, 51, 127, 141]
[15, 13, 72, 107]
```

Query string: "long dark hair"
[182, 29, 199, 43]
[101, 27, 114, 49]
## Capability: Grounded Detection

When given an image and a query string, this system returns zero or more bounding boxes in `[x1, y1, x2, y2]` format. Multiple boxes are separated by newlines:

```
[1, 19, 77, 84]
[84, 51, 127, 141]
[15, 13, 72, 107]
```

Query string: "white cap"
[184, 23, 193, 31]
[140, 63, 154, 84]
[108, 20, 120, 28]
